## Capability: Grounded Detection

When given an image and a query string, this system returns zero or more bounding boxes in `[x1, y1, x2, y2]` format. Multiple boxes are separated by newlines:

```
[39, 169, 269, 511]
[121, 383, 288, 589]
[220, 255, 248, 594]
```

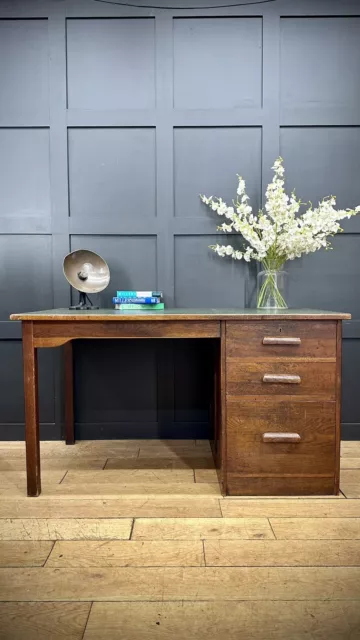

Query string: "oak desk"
[10, 308, 350, 498]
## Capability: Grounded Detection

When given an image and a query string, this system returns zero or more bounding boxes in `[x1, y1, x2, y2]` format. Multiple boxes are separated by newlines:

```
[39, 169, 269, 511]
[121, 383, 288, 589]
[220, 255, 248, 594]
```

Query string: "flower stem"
[257, 266, 287, 309]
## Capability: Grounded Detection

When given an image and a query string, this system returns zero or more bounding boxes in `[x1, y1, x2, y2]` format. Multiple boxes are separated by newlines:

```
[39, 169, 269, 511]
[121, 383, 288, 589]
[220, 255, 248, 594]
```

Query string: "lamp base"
[69, 291, 99, 311]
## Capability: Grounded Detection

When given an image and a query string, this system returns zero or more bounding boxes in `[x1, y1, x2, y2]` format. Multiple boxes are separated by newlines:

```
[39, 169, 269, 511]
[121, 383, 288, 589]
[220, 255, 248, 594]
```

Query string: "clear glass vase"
[257, 262, 288, 309]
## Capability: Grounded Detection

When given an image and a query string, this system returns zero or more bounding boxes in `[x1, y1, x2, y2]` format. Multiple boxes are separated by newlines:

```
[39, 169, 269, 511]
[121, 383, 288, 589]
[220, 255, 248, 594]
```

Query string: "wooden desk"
[10, 308, 350, 498]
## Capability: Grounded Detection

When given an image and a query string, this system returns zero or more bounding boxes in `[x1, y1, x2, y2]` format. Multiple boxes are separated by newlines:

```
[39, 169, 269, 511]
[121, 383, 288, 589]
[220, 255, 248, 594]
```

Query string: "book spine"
[116, 291, 163, 298]
[112, 297, 160, 304]
[115, 303, 165, 310]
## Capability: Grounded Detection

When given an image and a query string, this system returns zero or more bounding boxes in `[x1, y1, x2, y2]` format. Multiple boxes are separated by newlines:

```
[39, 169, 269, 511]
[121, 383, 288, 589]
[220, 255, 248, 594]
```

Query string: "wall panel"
[0, 343, 55, 425]
[280, 17, 360, 112]
[70, 235, 157, 307]
[174, 126, 262, 218]
[280, 127, 360, 212]
[68, 127, 156, 220]
[174, 235, 246, 308]
[74, 339, 158, 431]
[0, 129, 51, 218]
[0, 235, 53, 321]
[286, 235, 360, 319]
[173, 17, 262, 109]
[174, 339, 213, 425]
[342, 339, 360, 436]
[66, 18, 156, 110]
[0, 19, 49, 121]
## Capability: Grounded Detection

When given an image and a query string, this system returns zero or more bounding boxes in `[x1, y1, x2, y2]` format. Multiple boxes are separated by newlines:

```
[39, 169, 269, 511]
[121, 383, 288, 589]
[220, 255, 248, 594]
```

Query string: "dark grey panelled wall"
[0, 0, 360, 440]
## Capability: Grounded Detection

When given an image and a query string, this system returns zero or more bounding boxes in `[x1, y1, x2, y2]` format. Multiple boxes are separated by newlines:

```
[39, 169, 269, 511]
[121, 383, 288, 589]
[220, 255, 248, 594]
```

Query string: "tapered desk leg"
[22, 321, 41, 497]
[64, 341, 75, 445]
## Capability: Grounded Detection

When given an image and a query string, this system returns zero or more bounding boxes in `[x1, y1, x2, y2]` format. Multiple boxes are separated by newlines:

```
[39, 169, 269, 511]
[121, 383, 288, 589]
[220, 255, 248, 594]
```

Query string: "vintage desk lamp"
[63, 249, 110, 310]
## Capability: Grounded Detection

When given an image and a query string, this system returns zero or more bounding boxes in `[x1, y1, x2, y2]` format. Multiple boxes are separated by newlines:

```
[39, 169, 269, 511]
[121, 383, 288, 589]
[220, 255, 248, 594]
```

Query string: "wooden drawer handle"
[263, 337, 301, 346]
[263, 374, 301, 384]
[262, 432, 301, 443]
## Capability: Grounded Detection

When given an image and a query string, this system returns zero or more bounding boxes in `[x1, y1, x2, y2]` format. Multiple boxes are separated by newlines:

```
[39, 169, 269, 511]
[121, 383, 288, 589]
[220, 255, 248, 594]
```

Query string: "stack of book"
[113, 291, 165, 311]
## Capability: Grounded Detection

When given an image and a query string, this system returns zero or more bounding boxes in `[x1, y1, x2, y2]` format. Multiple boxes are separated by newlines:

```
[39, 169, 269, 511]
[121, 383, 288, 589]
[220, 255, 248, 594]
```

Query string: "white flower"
[224, 206, 235, 220]
[217, 200, 228, 216]
[272, 158, 285, 176]
[215, 244, 226, 257]
[200, 156, 360, 265]
[237, 177, 246, 196]
[219, 223, 233, 233]
[244, 247, 253, 262]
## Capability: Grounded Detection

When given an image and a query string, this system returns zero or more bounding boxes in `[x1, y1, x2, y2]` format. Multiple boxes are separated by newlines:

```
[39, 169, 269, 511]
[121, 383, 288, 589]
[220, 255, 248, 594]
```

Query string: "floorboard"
[204, 539, 360, 566]
[0, 541, 53, 567]
[0, 602, 91, 640]
[105, 456, 214, 469]
[220, 499, 360, 518]
[0, 482, 221, 497]
[132, 517, 275, 540]
[270, 517, 360, 540]
[62, 469, 195, 484]
[46, 540, 205, 567]
[0, 497, 222, 518]
[0, 458, 107, 471]
[1, 566, 360, 601]
[0, 518, 132, 541]
[83, 601, 360, 640]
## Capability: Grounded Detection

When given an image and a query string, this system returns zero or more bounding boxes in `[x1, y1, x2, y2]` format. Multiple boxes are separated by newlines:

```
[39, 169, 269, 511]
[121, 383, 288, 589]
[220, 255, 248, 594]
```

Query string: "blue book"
[116, 291, 163, 298]
[112, 297, 160, 305]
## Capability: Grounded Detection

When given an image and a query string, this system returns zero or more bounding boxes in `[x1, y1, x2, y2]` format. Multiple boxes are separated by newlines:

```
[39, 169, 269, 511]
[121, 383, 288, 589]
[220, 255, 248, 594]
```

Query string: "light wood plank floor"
[0, 439, 360, 639]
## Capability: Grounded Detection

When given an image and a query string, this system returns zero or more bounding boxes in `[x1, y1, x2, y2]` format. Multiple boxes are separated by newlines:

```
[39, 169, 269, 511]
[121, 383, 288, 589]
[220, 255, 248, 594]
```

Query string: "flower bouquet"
[200, 158, 360, 309]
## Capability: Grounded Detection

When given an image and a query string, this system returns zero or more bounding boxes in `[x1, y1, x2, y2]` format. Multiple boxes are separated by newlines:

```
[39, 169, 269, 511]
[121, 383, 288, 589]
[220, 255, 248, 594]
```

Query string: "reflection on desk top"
[10, 308, 351, 321]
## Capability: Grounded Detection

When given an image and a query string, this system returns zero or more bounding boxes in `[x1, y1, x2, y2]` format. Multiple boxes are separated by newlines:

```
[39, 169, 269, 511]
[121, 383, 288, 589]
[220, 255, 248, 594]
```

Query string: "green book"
[115, 303, 165, 310]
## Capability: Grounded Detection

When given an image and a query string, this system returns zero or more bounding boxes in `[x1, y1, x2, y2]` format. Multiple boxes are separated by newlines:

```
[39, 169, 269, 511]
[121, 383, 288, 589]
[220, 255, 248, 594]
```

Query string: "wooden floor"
[1, 440, 360, 639]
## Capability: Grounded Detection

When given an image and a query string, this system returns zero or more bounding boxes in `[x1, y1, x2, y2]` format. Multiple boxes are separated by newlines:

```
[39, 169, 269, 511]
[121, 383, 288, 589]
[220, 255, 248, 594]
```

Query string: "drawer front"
[227, 360, 336, 399]
[226, 320, 337, 359]
[226, 398, 336, 476]
[33, 320, 220, 341]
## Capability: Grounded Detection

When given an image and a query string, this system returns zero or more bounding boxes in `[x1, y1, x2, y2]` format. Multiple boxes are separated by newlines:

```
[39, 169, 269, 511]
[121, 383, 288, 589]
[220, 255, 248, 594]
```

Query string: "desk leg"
[64, 341, 75, 445]
[22, 321, 41, 497]
[211, 323, 227, 496]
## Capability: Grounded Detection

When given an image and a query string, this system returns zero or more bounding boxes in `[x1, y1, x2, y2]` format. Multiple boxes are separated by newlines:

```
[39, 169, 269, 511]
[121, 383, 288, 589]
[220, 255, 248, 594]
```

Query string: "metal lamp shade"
[63, 249, 110, 294]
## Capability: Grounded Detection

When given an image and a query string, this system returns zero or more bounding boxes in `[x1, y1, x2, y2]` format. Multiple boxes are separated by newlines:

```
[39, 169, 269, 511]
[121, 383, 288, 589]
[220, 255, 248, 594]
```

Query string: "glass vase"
[257, 262, 288, 309]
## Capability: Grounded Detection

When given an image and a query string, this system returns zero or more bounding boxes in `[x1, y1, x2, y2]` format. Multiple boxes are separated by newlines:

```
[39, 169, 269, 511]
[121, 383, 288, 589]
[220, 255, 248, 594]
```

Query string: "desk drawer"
[227, 360, 336, 399]
[33, 320, 220, 342]
[226, 397, 335, 477]
[226, 321, 336, 359]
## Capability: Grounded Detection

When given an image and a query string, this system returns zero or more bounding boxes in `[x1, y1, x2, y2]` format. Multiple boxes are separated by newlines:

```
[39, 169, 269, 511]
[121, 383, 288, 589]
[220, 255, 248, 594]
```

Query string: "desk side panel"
[335, 320, 342, 493]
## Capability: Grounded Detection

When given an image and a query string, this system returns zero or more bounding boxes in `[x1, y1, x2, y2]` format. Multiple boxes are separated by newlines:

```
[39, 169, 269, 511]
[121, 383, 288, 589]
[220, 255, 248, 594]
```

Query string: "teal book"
[115, 303, 165, 310]
[116, 291, 163, 299]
